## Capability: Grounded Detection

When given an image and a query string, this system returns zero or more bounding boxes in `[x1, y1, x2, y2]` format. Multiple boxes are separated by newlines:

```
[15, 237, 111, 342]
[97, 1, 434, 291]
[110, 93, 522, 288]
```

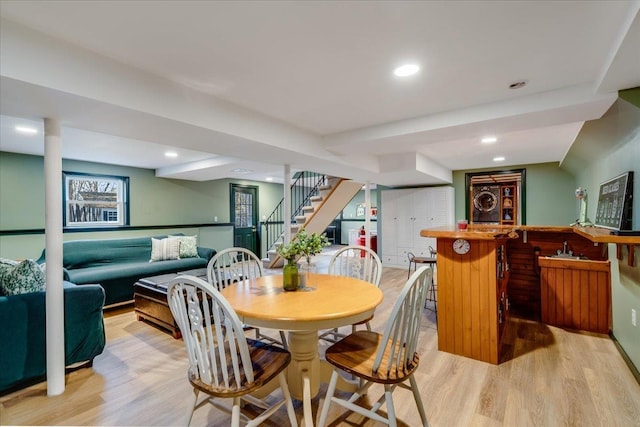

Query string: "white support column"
[44, 118, 65, 396]
[364, 181, 371, 249]
[284, 164, 291, 244]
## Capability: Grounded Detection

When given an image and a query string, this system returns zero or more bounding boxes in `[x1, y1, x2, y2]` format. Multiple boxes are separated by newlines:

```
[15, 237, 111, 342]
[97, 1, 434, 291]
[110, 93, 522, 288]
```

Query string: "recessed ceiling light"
[265, 177, 274, 182]
[393, 64, 420, 77]
[232, 168, 252, 174]
[493, 156, 505, 162]
[508, 80, 527, 90]
[164, 151, 178, 158]
[481, 136, 497, 144]
[15, 126, 38, 134]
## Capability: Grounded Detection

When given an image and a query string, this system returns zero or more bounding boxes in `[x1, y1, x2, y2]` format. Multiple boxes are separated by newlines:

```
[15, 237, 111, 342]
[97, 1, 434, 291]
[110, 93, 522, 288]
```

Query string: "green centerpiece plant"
[295, 228, 330, 288]
[295, 228, 330, 265]
[277, 228, 330, 290]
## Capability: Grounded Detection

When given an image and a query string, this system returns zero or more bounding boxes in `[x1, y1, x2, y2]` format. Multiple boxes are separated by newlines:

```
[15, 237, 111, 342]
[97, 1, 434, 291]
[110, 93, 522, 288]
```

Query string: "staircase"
[262, 175, 362, 268]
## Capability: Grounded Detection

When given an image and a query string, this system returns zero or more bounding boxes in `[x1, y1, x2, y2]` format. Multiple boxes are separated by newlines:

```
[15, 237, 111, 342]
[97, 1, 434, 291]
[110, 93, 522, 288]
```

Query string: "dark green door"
[231, 184, 259, 255]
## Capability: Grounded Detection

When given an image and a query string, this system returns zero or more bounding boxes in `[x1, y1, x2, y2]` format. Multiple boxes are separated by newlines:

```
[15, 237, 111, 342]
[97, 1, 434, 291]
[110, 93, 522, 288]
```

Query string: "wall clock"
[453, 239, 471, 255]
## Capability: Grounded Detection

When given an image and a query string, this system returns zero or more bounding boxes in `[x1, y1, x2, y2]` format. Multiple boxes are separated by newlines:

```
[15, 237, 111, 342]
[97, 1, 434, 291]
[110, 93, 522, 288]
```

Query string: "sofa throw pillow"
[0, 258, 19, 266]
[0, 258, 19, 280]
[150, 237, 180, 262]
[177, 235, 198, 258]
[0, 259, 46, 296]
[0, 258, 20, 296]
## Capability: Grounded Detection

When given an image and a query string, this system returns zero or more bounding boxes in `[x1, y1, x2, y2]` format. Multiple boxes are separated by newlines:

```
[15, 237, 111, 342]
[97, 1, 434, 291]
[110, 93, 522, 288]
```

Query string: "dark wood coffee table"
[133, 268, 207, 338]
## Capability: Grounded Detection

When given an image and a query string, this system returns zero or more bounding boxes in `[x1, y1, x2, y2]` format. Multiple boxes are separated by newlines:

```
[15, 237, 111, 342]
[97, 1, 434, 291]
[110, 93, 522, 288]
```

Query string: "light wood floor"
[1, 263, 639, 426]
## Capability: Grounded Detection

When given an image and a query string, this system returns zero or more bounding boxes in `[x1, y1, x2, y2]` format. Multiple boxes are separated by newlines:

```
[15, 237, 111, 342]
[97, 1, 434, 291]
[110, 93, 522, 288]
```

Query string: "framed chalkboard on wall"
[595, 171, 633, 230]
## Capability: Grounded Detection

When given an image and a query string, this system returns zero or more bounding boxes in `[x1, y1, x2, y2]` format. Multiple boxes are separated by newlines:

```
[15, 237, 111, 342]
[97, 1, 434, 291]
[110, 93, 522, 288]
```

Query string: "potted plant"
[277, 228, 330, 290]
[295, 228, 330, 287]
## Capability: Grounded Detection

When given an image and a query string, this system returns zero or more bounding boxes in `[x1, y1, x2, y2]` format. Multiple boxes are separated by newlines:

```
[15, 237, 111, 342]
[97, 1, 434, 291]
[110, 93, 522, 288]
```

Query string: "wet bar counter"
[420, 225, 639, 364]
[419, 225, 518, 364]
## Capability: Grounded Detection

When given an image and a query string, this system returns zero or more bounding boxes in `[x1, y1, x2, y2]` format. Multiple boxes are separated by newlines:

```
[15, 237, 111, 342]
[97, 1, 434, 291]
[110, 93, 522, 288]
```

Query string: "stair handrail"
[262, 172, 327, 254]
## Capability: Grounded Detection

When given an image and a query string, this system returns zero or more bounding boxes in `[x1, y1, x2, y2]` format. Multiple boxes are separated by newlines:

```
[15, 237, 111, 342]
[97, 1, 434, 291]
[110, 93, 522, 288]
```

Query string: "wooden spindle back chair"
[318, 266, 432, 427]
[167, 275, 297, 427]
[320, 245, 383, 343]
[206, 247, 288, 349]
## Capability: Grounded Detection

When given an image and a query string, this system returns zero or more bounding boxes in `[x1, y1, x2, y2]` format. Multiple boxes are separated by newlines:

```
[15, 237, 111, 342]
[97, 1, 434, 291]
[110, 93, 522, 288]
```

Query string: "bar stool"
[407, 247, 438, 318]
[407, 248, 436, 278]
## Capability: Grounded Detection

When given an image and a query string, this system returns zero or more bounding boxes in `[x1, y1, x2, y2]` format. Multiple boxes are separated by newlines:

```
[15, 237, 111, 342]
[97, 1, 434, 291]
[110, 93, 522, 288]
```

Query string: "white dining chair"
[167, 275, 298, 427]
[319, 245, 383, 343]
[207, 247, 288, 349]
[318, 266, 432, 427]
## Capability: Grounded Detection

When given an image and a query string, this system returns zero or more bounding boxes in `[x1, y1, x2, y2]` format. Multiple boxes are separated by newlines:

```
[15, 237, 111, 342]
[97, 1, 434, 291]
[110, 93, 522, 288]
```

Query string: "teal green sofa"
[37, 235, 216, 306]
[0, 281, 106, 395]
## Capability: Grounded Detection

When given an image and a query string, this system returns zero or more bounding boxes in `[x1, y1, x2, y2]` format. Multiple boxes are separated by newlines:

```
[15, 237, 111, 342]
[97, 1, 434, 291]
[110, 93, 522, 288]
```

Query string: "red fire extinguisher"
[358, 226, 367, 256]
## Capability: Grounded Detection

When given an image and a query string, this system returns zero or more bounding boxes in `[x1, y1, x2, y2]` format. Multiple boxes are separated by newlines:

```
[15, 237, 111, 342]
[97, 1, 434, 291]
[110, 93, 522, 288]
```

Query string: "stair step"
[310, 196, 323, 209]
[295, 216, 307, 223]
[326, 177, 341, 186]
[302, 206, 314, 213]
[310, 195, 323, 203]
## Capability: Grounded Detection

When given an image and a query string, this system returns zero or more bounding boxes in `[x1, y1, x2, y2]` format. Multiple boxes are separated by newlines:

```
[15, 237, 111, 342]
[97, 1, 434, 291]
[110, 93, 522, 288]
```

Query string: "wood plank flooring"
[1, 262, 639, 426]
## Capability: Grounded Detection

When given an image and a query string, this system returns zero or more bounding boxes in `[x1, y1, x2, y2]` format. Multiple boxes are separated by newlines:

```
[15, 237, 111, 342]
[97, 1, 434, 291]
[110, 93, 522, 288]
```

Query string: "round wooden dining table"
[219, 273, 383, 427]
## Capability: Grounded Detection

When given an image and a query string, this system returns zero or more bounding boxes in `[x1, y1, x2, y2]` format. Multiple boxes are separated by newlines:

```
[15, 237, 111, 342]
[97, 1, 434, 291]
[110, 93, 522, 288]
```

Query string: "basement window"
[63, 172, 129, 228]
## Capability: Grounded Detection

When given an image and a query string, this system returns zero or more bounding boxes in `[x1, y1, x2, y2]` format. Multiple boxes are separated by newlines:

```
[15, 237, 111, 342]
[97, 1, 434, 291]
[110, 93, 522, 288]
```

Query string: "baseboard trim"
[610, 332, 640, 385]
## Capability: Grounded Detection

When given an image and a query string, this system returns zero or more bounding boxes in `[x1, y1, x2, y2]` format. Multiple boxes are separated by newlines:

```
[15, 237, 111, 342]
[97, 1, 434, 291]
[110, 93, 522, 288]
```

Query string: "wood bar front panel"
[539, 258, 610, 334]
[437, 238, 500, 364]
[507, 231, 607, 320]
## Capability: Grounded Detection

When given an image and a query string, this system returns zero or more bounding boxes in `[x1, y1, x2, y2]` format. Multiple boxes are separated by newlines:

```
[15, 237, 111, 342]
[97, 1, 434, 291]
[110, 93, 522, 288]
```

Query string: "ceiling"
[1, 1, 639, 186]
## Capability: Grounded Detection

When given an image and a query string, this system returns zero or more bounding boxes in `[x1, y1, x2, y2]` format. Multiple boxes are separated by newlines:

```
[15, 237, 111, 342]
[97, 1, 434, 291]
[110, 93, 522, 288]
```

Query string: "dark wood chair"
[318, 266, 432, 427]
